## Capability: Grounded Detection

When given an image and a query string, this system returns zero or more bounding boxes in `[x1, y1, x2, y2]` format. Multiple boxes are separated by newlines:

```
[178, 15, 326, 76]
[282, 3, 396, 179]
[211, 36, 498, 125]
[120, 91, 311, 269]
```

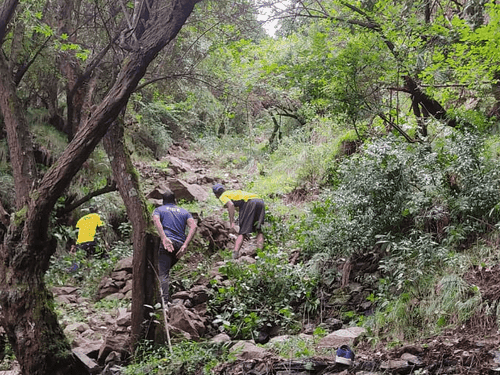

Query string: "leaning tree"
[0, 0, 201, 374]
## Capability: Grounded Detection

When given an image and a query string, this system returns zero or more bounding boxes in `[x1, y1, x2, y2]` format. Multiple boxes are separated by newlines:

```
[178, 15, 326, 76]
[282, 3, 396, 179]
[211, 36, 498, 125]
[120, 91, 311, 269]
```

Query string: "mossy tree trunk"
[0, 0, 201, 373]
[103, 118, 158, 345]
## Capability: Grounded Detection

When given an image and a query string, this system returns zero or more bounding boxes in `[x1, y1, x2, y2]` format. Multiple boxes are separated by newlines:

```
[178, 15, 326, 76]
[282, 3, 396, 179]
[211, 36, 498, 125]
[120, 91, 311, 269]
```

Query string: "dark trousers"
[77, 241, 96, 257]
[158, 240, 182, 303]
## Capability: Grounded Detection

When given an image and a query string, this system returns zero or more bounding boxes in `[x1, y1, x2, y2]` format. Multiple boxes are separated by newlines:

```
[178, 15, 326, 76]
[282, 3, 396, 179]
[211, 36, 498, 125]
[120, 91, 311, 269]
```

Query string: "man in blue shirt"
[152, 189, 197, 305]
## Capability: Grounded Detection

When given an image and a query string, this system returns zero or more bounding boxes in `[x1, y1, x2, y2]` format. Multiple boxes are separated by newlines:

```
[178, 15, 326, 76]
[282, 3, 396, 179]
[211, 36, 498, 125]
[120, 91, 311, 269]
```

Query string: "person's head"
[212, 183, 225, 198]
[162, 189, 176, 205]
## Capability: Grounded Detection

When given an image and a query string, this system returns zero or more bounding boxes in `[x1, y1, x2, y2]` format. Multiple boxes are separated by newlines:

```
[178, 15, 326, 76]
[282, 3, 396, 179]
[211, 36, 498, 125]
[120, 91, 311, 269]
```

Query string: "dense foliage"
[2, 0, 500, 373]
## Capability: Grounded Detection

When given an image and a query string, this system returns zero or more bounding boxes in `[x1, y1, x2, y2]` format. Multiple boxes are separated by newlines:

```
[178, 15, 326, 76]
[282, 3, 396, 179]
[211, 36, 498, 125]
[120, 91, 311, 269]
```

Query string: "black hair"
[162, 189, 176, 204]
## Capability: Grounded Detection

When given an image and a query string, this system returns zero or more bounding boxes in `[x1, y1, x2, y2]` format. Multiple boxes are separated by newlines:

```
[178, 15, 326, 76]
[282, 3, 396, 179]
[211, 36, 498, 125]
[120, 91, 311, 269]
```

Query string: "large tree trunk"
[0, 1, 200, 373]
[0, 237, 83, 375]
[103, 118, 157, 345]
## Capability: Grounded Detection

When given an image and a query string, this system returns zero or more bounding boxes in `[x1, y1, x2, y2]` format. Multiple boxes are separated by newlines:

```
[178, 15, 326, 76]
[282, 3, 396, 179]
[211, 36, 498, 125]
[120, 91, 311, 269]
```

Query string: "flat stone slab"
[317, 327, 366, 349]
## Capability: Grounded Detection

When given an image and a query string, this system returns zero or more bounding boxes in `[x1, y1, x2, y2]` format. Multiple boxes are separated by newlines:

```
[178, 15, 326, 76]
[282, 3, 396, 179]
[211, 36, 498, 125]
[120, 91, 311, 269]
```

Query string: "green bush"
[45, 239, 133, 297]
[364, 273, 482, 343]
[303, 131, 500, 258]
[209, 247, 320, 339]
[124, 340, 232, 375]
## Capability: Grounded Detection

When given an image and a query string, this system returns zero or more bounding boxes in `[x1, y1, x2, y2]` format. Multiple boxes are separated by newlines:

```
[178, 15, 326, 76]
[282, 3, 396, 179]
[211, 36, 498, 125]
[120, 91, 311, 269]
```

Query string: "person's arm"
[177, 217, 197, 259]
[152, 214, 174, 253]
[225, 200, 236, 229]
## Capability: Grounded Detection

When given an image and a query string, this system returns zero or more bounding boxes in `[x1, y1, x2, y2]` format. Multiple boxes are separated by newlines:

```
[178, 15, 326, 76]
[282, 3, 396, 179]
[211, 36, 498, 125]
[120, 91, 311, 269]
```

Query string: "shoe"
[232, 251, 239, 259]
[336, 345, 354, 365]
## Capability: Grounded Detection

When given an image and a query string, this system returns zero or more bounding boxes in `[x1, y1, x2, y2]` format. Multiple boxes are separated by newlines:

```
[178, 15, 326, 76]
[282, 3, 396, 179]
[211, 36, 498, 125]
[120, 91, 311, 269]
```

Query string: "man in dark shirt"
[152, 189, 197, 305]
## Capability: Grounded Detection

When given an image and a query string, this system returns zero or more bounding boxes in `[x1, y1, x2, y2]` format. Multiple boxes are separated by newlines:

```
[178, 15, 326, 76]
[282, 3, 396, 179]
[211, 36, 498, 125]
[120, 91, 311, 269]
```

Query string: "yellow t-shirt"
[219, 190, 259, 208]
[76, 213, 104, 244]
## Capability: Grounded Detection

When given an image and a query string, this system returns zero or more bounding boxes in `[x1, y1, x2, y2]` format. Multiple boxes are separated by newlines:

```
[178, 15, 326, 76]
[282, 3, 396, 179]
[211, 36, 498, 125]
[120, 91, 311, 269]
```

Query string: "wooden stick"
[148, 259, 173, 354]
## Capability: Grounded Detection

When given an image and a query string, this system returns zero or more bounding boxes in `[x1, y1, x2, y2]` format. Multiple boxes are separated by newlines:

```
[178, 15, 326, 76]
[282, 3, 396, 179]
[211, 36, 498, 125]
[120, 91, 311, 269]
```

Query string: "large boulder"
[317, 327, 366, 349]
[169, 179, 209, 202]
[168, 303, 206, 341]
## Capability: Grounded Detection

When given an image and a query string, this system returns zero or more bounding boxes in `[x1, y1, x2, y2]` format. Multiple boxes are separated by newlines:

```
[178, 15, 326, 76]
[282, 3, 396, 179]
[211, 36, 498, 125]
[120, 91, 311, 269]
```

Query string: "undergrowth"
[123, 340, 233, 375]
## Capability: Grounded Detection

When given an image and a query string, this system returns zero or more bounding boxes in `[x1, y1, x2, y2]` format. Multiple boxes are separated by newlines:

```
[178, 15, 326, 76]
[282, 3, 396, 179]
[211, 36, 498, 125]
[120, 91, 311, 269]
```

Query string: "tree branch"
[59, 180, 117, 215]
[377, 112, 419, 143]
[13, 36, 52, 86]
[0, 0, 18, 44]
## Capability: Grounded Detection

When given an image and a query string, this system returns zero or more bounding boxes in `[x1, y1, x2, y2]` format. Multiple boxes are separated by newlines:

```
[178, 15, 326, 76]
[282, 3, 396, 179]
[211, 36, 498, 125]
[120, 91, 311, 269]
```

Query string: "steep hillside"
[2, 141, 500, 375]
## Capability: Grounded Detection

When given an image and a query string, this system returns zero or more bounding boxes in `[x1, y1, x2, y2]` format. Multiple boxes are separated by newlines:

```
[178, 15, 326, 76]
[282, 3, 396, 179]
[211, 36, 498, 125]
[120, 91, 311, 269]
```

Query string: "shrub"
[303, 131, 500, 258]
[209, 247, 320, 339]
[124, 340, 232, 375]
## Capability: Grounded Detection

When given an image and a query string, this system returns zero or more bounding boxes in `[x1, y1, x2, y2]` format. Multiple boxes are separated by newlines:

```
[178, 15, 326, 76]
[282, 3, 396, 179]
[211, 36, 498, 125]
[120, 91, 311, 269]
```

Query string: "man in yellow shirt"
[75, 210, 104, 257]
[212, 184, 265, 259]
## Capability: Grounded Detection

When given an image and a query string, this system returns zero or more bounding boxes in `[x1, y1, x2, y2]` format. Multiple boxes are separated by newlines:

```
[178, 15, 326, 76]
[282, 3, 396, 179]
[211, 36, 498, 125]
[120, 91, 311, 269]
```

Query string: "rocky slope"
[3, 142, 500, 374]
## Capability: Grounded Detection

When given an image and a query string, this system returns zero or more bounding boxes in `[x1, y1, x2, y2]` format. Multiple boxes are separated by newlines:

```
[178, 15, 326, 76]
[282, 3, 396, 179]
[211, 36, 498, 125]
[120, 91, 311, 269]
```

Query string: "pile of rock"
[95, 257, 133, 301]
[53, 286, 131, 374]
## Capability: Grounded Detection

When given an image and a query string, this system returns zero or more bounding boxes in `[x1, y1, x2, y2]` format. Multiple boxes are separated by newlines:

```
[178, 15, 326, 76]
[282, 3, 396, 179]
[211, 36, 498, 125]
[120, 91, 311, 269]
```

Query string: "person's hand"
[162, 238, 174, 252]
[177, 245, 188, 259]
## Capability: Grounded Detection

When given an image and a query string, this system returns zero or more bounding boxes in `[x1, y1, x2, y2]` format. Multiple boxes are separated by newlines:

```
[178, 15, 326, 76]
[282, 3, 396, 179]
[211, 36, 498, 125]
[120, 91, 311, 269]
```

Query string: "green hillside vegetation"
[1, 0, 500, 373]
[30, 98, 500, 372]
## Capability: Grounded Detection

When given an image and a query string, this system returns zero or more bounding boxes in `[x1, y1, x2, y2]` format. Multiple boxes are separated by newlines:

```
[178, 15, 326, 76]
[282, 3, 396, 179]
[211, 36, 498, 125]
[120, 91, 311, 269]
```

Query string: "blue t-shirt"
[153, 204, 193, 244]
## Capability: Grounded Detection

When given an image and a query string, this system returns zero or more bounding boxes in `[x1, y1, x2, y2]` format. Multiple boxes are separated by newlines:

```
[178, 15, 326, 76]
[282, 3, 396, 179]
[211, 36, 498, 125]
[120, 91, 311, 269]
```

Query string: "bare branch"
[377, 112, 419, 143]
[14, 36, 52, 86]
[60, 180, 117, 214]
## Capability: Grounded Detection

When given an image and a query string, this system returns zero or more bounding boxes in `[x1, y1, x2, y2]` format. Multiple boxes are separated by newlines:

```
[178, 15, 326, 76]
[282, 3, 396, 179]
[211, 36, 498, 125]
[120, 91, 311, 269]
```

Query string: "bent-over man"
[212, 183, 265, 259]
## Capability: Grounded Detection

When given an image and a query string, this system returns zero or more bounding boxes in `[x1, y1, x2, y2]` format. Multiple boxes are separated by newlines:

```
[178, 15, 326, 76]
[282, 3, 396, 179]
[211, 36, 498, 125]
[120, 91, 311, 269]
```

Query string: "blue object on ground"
[336, 345, 355, 365]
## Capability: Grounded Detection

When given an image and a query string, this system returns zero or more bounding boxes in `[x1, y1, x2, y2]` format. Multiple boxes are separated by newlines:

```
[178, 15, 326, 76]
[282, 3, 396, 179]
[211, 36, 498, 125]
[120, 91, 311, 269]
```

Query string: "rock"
[55, 294, 79, 304]
[116, 308, 131, 327]
[64, 322, 90, 335]
[192, 302, 208, 317]
[169, 179, 209, 202]
[320, 318, 343, 332]
[114, 257, 133, 272]
[380, 359, 411, 372]
[211, 333, 231, 343]
[168, 304, 205, 340]
[171, 290, 191, 300]
[317, 327, 366, 349]
[104, 350, 121, 365]
[146, 184, 169, 200]
[401, 352, 423, 365]
[98, 335, 130, 364]
[73, 338, 104, 357]
[168, 156, 192, 173]
[190, 285, 209, 305]
[111, 270, 129, 281]
[122, 279, 132, 294]
[72, 348, 101, 374]
[52, 286, 79, 295]
[231, 341, 270, 360]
